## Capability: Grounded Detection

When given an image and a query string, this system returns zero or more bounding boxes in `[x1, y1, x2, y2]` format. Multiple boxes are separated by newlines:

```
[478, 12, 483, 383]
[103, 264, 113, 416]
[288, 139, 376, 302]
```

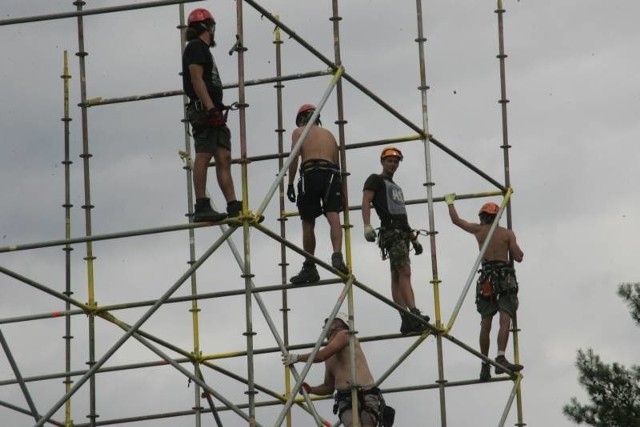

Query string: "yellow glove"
[444, 193, 456, 206]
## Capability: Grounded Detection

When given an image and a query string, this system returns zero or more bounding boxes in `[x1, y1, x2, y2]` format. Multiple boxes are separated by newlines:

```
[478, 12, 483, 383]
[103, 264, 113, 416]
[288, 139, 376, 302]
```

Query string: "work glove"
[301, 382, 312, 394]
[411, 239, 423, 256]
[206, 107, 227, 127]
[287, 184, 296, 203]
[444, 193, 456, 206]
[281, 353, 300, 366]
[364, 225, 377, 242]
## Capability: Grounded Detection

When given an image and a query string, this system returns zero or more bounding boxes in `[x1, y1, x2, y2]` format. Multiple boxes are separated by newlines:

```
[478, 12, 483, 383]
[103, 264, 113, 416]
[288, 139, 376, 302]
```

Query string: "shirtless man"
[445, 193, 524, 381]
[281, 312, 385, 427]
[287, 104, 348, 283]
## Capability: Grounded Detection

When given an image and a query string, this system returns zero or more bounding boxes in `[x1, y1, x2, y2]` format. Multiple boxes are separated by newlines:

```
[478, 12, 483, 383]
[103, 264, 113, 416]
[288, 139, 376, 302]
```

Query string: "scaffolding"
[0, 1, 525, 426]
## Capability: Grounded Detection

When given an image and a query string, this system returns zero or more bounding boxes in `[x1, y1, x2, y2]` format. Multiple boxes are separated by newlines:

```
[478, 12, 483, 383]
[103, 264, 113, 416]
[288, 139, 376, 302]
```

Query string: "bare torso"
[475, 225, 517, 263]
[292, 125, 339, 164]
[326, 339, 375, 390]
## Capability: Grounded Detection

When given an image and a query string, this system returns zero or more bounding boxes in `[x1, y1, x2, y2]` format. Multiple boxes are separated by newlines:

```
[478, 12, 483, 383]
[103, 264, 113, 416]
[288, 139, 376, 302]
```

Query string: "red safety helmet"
[296, 104, 316, 126]
[380, 146, 403, 161]
[478, 202, 499, 216]
[188, 8, 215, 26]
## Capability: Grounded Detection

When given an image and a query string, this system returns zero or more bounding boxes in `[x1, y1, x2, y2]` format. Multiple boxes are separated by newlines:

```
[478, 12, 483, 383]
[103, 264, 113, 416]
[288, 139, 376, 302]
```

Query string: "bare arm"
[362, 189, 375, 226]
[306, 367, 336, 396]
[508, 230, 524, 263]
[188, 64, 214, 110]
[288, 128, 302, 186]
[448, 204, 482, 234]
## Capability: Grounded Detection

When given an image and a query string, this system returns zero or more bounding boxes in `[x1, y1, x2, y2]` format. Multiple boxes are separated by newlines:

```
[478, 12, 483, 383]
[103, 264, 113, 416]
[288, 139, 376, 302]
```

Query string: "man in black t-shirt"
[362, 147, 430, 335]
[182, 8, 241, 222]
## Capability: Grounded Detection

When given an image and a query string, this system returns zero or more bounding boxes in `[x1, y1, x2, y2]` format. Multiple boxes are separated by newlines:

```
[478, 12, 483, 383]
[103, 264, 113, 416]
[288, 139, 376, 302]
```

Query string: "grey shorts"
[187, 104, 232, 153]
[336, 390, 382, 427]
[476, 292, 518, 319]
[193, 125, 231, 154]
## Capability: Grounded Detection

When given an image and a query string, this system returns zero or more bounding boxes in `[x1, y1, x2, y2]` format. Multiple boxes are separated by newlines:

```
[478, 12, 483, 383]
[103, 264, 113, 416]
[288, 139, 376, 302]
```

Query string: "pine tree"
[563, 283, 640, 427]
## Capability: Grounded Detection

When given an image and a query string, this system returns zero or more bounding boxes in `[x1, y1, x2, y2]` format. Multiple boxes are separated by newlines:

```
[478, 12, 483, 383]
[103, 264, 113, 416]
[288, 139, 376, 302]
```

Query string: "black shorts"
[296, 163, 342, 220]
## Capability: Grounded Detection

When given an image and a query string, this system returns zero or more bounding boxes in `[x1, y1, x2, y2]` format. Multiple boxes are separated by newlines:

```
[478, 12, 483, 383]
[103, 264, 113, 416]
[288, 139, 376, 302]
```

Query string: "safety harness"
[298, 159, 341, 205]
[333, 387, 395, 427]
[476, 261, 518, 301]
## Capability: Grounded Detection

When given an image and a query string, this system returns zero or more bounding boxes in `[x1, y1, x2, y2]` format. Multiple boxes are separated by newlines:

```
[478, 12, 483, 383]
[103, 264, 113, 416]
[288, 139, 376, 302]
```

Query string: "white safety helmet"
[324, 312, 349, 329]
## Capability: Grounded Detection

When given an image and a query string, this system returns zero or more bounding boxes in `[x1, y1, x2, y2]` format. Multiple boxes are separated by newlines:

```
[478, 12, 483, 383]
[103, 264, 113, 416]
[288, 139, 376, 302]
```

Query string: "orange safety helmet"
[188, 8, 215, 26]
[296, 104, 316, 126]
[380, 146, 403, 161]
[478, 202, 499, 216]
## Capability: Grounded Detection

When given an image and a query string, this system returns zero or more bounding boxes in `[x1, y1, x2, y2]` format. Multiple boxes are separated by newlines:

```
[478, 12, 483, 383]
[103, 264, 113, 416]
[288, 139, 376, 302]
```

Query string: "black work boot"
[226, 200, 242, 217]
[402, 308, 429, 334]
[331, 252, 348, 274]
[495, 355, 523, 375]
[480, 362, 491, 381]
[399, 312, 414, 335]
[410, 307, 430, 324]
[290, 261, 320, 284]
[193, 198, 227, 223]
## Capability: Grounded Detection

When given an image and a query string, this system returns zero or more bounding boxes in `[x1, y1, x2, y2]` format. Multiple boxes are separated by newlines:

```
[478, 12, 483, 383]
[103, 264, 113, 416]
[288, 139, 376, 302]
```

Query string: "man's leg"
[192, 152, 226, 222]
[326, 212, 348, 273]
[290, 219, 320, 284]
[212, 146, 237, 203]
[497, 310, 511, 353]
[325, 212, 343, 254]
[301, 219, 316, 256]
[193, 152, 213, 199]
[397, 263, 415, 308]
[494, 310, 523, 373]
[479, 316, 492, 357]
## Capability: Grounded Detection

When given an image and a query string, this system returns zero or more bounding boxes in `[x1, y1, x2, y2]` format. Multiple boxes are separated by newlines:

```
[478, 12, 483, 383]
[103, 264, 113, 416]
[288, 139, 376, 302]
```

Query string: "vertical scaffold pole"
[414, 1, 447, 425]
[272, 15, 295, 427]
[175, 5, 206, 427]
[234, 2, 258, 426]
[495, 2, 525, 426]
[61, 49, 75, 427]
[330, 2, 361, 426]
[73, 1, 98, 425]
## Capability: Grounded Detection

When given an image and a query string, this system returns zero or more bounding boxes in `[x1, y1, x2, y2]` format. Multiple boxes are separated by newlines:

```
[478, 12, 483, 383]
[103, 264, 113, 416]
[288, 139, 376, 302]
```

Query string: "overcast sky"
[1, 0, 639, 426]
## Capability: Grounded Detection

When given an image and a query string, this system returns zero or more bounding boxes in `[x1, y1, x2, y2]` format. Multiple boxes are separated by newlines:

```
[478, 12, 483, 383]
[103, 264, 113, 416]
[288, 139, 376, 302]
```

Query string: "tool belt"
[300, 159, 340, 175]
[477, 261, 518, 300]
[187, 100, 229, 133]
[377, 226, 411, 261]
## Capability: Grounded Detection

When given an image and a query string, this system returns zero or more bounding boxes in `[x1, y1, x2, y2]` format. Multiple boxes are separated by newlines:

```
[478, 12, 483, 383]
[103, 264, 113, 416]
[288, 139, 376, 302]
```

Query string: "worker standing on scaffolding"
[361, 147, 430, 335]
[444, 193, 524, 381]
[287, 104, 349, 283]
[182, 8, 242, 222]
[282, 312, 394, 427]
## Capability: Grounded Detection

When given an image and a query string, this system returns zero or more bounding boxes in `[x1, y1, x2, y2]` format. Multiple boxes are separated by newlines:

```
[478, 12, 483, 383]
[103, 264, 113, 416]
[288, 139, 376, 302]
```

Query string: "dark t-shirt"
[182, 39, 224, 110]
[363, 174, 410, 230]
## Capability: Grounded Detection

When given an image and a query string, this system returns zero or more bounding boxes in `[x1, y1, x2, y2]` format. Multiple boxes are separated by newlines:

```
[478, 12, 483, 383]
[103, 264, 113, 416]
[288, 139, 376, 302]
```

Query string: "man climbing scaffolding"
[445, 193, 524, 381]
[361, 147, 430, 335]
[282, 312, 395, 427]
[287, 104, 349, 283]
[182, 8, 242, 222]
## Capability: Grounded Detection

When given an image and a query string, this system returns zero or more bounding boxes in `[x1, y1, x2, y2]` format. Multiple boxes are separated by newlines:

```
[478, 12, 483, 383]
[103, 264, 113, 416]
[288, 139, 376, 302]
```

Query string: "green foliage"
[618, 283, 640, 327]
[563, 284, 640, 427]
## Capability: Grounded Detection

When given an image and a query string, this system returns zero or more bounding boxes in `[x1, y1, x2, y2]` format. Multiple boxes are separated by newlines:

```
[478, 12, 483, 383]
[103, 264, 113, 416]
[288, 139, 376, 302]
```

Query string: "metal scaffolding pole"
[0, 1, 527, 426]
